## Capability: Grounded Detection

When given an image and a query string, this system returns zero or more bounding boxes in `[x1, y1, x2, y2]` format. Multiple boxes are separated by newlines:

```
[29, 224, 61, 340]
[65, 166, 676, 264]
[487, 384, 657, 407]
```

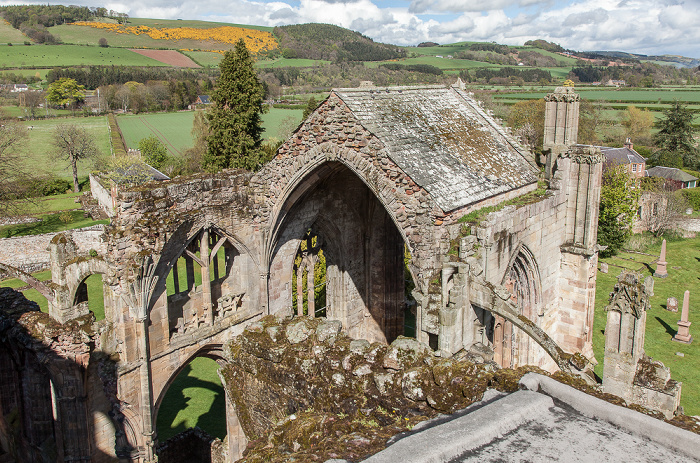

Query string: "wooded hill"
[273, 23, 406, 62]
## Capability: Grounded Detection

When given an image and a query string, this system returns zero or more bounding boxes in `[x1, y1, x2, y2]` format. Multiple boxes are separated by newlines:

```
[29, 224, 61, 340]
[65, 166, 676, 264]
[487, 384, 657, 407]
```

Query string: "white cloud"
[1, 0, 698, 56]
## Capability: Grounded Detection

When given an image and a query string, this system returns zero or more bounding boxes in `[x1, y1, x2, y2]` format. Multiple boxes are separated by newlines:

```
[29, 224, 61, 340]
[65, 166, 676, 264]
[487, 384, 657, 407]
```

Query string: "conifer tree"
[653, 101, 698, 169]
[203, 39, 266, 172]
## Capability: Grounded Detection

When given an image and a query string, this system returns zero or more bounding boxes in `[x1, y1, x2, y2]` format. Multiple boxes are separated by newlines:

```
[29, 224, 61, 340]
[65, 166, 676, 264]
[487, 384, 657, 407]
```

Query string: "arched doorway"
[268, 161, 410, 344]
[154, 349, 246, 461]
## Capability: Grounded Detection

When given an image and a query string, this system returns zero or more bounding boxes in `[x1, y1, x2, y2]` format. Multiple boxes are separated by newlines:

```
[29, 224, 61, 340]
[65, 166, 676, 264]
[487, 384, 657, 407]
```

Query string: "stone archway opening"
[73, 273, 106, 320]
[154, 351, 247, 462]
[156, 357, 226, 442]
[268, 161, 411, 344]
[492, 247, 543, 368]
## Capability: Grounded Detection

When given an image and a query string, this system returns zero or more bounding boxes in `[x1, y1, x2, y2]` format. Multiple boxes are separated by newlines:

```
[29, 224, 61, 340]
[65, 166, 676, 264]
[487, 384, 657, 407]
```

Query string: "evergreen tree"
[203, 39, 266, 172]
[653, 101, 698, 169]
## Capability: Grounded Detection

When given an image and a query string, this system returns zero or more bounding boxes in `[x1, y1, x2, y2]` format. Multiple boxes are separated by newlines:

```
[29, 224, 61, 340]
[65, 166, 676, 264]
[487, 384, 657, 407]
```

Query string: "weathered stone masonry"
[1, 85, 606, 462]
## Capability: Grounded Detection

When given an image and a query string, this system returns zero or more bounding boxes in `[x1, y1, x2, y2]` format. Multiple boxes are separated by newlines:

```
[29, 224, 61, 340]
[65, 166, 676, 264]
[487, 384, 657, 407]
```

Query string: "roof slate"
[600, 146, 645, 165]
[333, 86, 538, 212]
[647, 166, 698, 182]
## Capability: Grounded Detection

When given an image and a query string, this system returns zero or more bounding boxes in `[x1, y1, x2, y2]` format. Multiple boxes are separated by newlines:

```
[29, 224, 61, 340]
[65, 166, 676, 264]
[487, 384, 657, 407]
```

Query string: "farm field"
[255, 58, 331, 68]
[117, 108, 305, 155]
[496, 88, 700, 103]
[17, 116, 111, 180]
[368, 56, 501, 70]
[593, 235, 700, 416]
[0, 68, 49, 79]
[183, 51, 223, 67]
[0, 44, 165, 68]
[0, 19, 28, 43]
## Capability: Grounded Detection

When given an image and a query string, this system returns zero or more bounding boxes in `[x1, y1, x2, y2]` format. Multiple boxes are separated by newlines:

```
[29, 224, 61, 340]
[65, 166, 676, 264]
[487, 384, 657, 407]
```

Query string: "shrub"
[98, 37, 108, 47]
[59, 211, 73, 224]
[42, 178, 72, 196]
[681, 188, 700, 210]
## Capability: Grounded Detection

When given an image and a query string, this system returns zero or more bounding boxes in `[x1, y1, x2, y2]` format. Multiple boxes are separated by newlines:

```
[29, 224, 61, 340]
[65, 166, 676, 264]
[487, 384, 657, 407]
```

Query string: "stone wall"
[90, 174, 115, 217]
[156, 427, 225, 463]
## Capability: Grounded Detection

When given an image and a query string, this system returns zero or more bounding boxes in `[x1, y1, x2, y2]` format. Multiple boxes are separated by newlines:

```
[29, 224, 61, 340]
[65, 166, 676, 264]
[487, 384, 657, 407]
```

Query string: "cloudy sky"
[5, 0, 700, 57]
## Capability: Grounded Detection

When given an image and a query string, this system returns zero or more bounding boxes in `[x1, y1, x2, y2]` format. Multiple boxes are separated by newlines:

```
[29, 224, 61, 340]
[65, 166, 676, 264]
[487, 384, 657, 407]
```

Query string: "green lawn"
[0, 44, 165, 68]
[156, 357, 226, 441]
[0, 271, 105, 319]
[593, 235, 700, 416]
[0, 210, 108, 238]
[117, 112, 196, 155]
[17, 116, 111, 180]
[116, 108, 304, 156]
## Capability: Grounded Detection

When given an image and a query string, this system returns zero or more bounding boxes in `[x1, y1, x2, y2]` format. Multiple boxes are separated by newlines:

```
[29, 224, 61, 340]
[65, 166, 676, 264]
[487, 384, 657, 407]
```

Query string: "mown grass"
[0, 271, 105, 319]
[156, 357, 226, 441]
[0, 44, 165, 68]
[0, 210, 108, 238]
[116, 108, 304, 156]
[16, 116, 111, 180]
[593, 234, 700, 415]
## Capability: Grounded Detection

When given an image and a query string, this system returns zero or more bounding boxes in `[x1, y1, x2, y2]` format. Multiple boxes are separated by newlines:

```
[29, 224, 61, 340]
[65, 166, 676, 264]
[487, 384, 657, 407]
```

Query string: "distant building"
[10, 84, 28, 92]
[600, 138, 645, 179]
[606, 79, 626, 87]
[646, 166, 698, 189]
[191, 95, 211, 110]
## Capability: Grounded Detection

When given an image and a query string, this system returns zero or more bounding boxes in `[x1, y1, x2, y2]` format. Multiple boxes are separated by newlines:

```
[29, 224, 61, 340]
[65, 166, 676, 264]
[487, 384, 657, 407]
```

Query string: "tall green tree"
[597, 164, 640, 257]
[203, 39, 266, 172]
[46, 77, 85, 113]
[53, 124, 100, 192]
[653, 101, 698, 169]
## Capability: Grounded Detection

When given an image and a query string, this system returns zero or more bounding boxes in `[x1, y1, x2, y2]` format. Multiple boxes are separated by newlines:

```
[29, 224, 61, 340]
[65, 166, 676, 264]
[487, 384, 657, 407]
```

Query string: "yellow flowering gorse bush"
[71, 22, 278, 54]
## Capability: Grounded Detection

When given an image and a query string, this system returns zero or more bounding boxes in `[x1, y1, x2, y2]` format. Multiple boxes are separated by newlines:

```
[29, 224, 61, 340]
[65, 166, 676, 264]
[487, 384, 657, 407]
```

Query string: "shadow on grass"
[156, 362, 227, 442]
[0, 211, 107, 238]
[655, 316, 677, 338]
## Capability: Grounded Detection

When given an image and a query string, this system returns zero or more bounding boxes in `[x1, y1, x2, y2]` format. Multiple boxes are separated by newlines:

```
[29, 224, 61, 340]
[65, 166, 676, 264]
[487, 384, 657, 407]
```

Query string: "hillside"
[273, 23, 405, 62]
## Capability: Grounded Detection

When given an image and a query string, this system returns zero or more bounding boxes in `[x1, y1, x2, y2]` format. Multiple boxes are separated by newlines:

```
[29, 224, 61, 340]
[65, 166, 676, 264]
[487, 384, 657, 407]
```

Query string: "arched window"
[292, 229, 326, 318]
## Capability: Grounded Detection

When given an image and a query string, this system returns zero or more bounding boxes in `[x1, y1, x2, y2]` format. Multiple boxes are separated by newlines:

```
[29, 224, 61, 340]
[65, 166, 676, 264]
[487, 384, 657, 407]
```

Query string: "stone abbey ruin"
[2, 85, 689, 462]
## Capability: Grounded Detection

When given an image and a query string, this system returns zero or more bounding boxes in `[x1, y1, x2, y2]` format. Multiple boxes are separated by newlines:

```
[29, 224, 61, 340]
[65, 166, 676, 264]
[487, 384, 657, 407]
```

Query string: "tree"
[0, 120, 31, 216]
[638, 179, 688, 236]
[138, 135, 168, 169]
[507, 98, 545, 152]
[653, 101, 699, 169]
[98, 37, 108, 47]
[53, 124, 100, 192]
[597, 164, 640, 257]
[621, 105, 653, 145]
[22, 90, 44, 120]
[46, 77, 84, 113]
[203, 39, 266, 172]
[302, 96, 318, 120]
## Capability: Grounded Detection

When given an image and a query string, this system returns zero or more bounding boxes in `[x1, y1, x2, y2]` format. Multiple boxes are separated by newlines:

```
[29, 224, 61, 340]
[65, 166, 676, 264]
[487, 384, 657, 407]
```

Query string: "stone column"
[673, 290, 692, 344]
[200, 229, 213, 325]
[654, 239, 668, 278]
[306, 256, 317, 318]
[296, 264, 304, 317]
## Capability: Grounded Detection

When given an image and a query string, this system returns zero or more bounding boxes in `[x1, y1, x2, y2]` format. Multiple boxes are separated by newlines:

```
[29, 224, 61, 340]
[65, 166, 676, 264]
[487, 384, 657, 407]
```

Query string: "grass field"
[0, 19, 28, 43]
[156, 357, 226, 441]
[51, 18, 274, 53]
[16, 116, 111, 180]
[0, 68, 50, 79]
[182, 51, 223, 67]
[255, 58, 331, 68]
[592, 235, 700, 416]
[495, 88, 700, 103]
[0, 44, 166, 68]
[368, 56, 501, 71]
[116, 108, 304, 155]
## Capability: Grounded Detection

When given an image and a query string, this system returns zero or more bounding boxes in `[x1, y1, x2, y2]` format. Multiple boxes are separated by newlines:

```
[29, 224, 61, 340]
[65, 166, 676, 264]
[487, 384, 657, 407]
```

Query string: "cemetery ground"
[593, 234, 700, 416]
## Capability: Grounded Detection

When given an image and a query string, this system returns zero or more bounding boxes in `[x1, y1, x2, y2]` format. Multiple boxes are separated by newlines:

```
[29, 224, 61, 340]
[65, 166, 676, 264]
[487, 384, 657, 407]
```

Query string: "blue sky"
[3, 0, 699, 57]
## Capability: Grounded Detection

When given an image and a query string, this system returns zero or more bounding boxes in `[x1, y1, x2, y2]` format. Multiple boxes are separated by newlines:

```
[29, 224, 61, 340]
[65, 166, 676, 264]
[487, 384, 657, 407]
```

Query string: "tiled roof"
[333, 86, 538, 212]
[646, 166, 698, 182]
[600, 146, 645, 165]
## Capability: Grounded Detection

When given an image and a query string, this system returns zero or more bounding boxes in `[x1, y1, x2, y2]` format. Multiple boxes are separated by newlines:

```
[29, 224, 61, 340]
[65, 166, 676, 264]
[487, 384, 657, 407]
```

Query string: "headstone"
[654, 239, 668, 278]
[600, 262, 608, 273]
[673, 290, 692, 344]
[667, 297, 678, 312]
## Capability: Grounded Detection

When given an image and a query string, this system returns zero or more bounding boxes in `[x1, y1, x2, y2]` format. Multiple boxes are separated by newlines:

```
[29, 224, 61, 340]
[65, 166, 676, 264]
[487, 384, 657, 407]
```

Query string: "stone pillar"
[200, 229, 213, 325]
[673, 290, 692, 344]
[543, 86, 580, 179]
[296, 264, 304, 317]
[306, 258, 316, 318]
[654, 239, 668, 278]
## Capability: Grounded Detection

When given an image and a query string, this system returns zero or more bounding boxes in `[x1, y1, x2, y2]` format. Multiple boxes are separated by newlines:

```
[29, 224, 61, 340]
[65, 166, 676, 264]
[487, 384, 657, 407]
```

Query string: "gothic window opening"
[292, 229, 326, 318]
[165, 228, 242, 337]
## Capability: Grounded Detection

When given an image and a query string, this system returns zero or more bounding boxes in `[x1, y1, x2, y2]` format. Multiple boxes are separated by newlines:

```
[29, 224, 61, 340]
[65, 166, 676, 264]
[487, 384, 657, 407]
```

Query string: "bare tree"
[53, 124, 100, 192]
[0, 120, 31, 216]
[638, 180, 689, 236]
[23, 90, 45, 120]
